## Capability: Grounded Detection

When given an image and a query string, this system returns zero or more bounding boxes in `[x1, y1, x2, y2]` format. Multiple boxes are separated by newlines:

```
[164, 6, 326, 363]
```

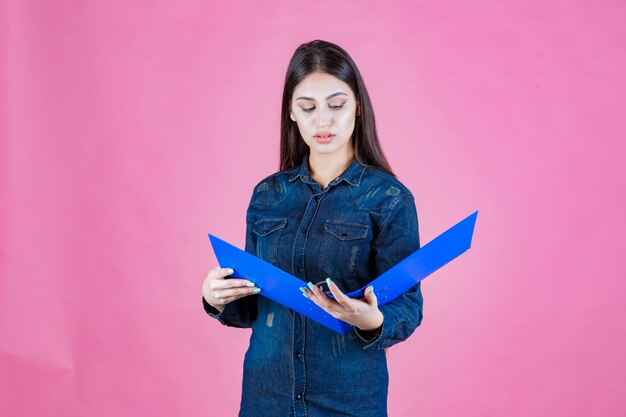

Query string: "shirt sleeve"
[355, 193, 424, 350]
[202, 209, 259, 328]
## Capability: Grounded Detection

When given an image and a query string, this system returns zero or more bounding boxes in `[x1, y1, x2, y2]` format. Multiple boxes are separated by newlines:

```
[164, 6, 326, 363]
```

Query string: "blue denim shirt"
[203, 153, 423, 417]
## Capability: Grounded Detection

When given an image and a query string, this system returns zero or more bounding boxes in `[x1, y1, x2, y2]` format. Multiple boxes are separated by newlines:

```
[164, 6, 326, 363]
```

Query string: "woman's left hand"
[301, 278, 383, 333]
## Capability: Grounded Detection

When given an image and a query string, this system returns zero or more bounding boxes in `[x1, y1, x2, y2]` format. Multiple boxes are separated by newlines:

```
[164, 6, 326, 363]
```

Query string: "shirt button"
[296, 394, 302, 400]
[301, 228, 307, 234]
[297, 268, 302, 273]
[314, 196, 319, 201]
[296, 352, 302, 358]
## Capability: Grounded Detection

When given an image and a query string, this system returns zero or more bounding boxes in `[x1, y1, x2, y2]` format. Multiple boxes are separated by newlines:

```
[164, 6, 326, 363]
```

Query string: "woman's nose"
[317, 107, 332, 127]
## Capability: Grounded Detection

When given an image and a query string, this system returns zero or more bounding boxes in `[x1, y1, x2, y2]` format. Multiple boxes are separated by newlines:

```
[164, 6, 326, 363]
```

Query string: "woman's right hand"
[202, 266, 260, 313]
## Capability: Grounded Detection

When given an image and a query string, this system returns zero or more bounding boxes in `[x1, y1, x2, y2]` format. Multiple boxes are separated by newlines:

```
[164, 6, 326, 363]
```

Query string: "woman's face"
[290, 71, 359, 159]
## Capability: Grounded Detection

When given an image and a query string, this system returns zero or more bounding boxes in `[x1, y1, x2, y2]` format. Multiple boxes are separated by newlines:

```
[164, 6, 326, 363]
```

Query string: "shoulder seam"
[365, 167, 412, 195]
[252, 168, 295, 191]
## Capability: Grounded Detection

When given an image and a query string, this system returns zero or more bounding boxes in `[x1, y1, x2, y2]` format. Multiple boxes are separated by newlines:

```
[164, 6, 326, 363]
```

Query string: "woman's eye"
[301, 105, 344, 113]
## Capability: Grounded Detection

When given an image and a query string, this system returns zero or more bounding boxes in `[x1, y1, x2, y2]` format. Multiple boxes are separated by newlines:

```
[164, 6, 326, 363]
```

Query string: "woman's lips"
[314, 134, 335, 143]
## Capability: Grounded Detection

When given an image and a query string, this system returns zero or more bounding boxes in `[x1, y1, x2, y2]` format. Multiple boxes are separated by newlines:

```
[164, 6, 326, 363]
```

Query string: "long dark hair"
[279, 40, 396, 177]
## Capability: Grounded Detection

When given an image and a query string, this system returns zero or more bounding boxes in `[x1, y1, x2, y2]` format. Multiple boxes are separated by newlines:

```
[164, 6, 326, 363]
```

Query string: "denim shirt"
[203, 152, 424, 417]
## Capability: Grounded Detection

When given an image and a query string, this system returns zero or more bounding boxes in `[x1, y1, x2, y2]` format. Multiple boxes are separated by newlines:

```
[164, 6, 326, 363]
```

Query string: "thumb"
[364, 285, 377, 306]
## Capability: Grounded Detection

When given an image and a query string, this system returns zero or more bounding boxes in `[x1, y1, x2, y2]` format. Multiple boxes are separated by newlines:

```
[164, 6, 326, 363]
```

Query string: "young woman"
[202, 39, 423, 417]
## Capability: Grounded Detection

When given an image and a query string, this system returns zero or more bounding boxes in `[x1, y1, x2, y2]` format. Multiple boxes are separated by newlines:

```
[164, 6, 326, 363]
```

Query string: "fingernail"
[246, 282, 256, 287]
[252, 288, 261, 294]
[326, 277, 332, 287]
[228, 268, 234, 274]
[299, 287, 307, 294]
[301, 291, 309, 299]
[369, 285, 375, 294]
[307, 282, 315, 291]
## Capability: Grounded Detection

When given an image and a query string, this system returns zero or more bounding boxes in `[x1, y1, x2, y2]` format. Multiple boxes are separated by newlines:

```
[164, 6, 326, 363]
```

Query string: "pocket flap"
[253, 218, 288, 236]
[324, 220, 368, 241]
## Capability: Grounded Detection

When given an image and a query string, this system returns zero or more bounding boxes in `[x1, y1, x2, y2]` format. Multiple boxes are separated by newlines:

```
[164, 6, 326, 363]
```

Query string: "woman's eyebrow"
[295, 92, 348, 101]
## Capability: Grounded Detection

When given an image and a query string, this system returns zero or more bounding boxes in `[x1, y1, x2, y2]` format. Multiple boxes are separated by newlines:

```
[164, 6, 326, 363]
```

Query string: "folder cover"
[209, 210, 478, 334]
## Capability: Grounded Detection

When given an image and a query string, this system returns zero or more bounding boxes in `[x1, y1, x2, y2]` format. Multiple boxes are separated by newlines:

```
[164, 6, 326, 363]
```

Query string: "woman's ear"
[288, 100, 296, 121]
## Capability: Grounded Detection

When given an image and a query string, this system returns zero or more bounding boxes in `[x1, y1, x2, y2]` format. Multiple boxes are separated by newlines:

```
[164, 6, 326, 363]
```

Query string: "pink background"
[2, 1, 625, 416]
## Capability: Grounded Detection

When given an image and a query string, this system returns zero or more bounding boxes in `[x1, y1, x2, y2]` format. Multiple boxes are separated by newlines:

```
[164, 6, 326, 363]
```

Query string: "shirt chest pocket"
[252, 218, 288, 266]
[318, 220, 369, 281]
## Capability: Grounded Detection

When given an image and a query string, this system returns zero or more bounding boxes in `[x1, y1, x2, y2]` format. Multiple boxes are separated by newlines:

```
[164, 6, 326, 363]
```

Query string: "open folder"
[208, 210, 478, 334]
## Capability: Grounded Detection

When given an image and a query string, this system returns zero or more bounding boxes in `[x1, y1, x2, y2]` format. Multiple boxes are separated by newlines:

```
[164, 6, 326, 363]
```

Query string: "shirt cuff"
[355, 306, 401, 350]
[202, 296, 228, 325]
[355, 323, 383, 344]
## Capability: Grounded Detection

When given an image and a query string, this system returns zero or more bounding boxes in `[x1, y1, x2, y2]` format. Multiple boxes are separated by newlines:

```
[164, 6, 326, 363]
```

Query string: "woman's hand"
[301, 278, 383, 334]
[202, 266, 260, 313]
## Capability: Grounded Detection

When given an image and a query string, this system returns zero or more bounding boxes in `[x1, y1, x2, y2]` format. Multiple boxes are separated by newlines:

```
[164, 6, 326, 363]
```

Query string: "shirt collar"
[288, 152, 365, 187]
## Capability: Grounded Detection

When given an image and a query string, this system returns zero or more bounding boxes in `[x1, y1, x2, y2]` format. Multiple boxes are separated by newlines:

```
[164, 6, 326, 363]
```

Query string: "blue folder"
[208, 210, 478, 334]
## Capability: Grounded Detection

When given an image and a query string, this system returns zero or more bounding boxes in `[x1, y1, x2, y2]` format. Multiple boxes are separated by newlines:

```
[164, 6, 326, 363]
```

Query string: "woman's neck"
[308, 146, 355, 189]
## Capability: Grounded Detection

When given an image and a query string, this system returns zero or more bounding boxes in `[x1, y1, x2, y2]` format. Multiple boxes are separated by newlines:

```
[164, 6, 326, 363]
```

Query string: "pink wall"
[1, 1, 625, 416]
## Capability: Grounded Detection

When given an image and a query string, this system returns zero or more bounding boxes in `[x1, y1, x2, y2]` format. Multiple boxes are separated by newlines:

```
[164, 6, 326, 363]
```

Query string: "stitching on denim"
[346, 184, 361, 208]
[252, 221, 287, 236]
[334, 225, 367, 240]
[367, 168, 411, 193]
[272, 222, 287, 267]
[299, 192, 322, 417]
[302, 316, 308, 417]
[254, 178, 297, 206]
[252, 218, 288, 265]
[353, 163, 366, 185]
[290, 306, 297, 414]
[379, 193, 412, 231]
[318, 220, 369, 282]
